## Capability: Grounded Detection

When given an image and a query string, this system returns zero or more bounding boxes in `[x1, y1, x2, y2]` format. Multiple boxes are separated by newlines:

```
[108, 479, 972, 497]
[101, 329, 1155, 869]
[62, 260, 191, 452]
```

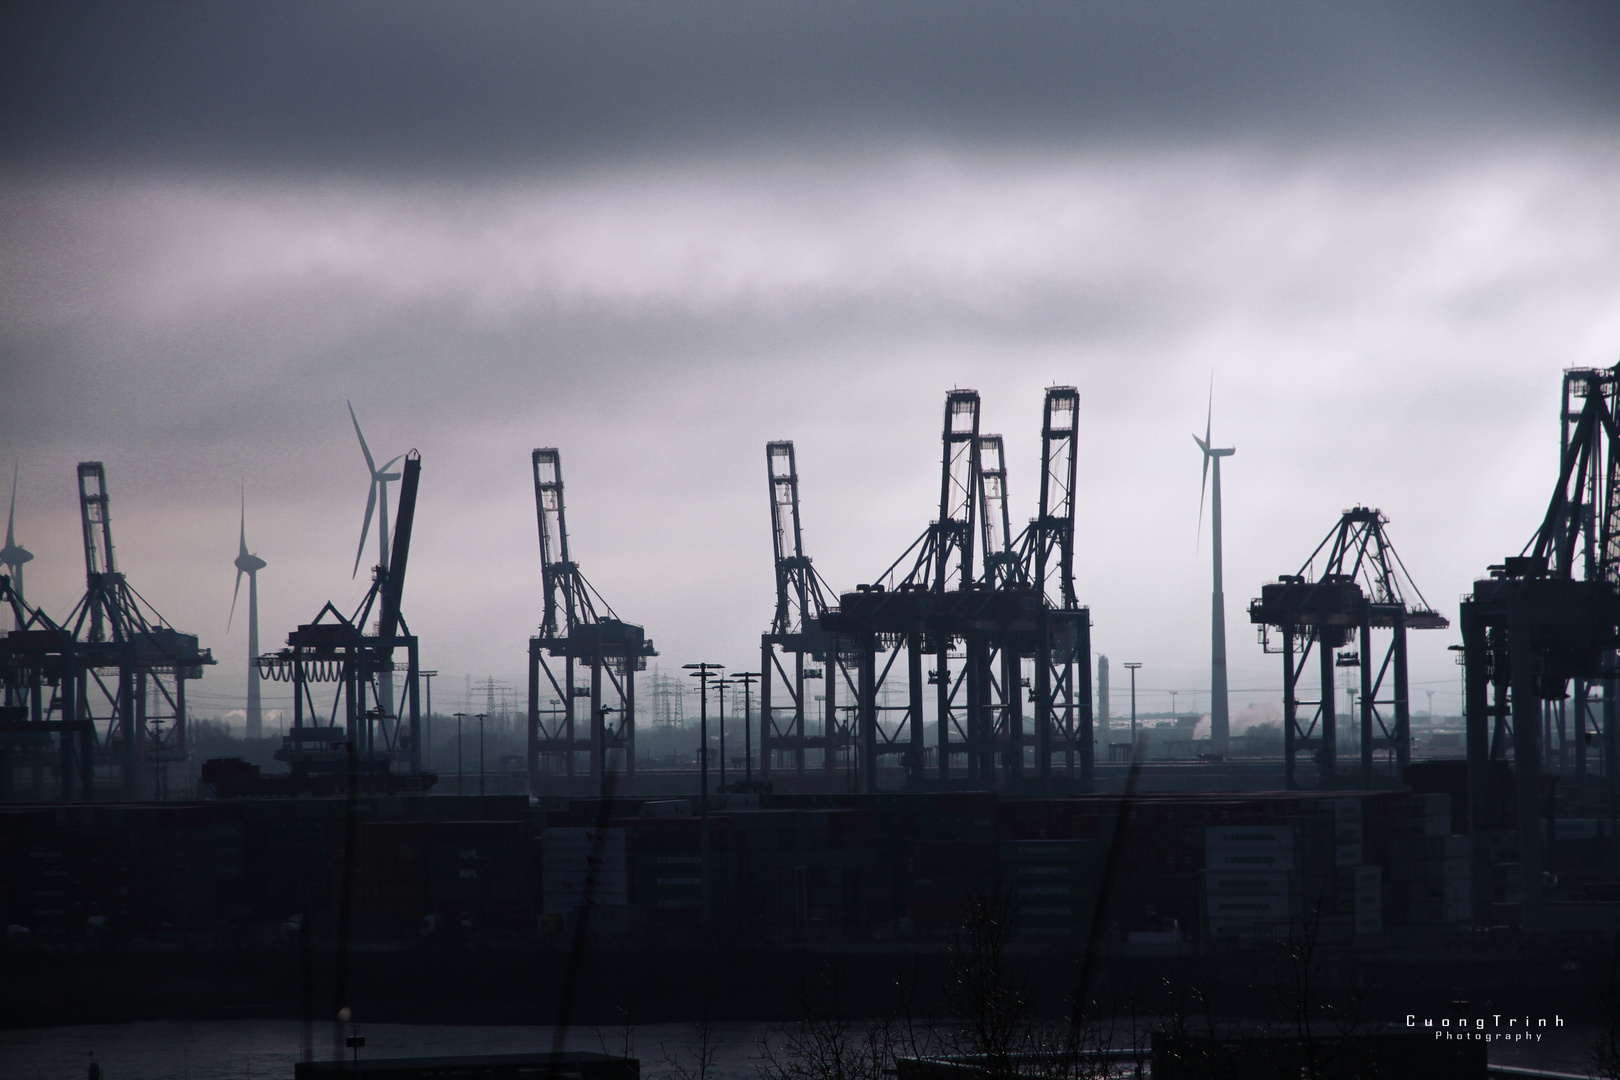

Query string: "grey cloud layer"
[2, 140, 1616, 705]
[4, 2, 1619, 173]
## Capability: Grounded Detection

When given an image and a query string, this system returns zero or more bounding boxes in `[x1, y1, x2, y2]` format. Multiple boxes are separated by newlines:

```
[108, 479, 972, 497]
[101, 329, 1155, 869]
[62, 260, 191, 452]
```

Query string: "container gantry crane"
[526, 448, 656, 794]
[1015, 386, 1092, 785]
[56, 463, 215, 800]
[1458, 363, 1620, 926]
[822, 387, 1093, 791]
[0, 571, 97, 800]
[758, 440, 845, 780]
[255, 452, 430, 792]
[1249, 507, 1448, 790]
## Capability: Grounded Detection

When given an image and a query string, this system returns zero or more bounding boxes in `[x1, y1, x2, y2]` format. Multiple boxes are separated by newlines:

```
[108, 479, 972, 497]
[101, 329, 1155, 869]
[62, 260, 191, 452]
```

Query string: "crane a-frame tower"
[526, 448, 657, 793]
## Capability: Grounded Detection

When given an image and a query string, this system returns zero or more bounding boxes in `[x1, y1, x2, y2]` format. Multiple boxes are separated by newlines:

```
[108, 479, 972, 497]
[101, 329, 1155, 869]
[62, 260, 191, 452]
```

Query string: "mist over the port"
[4, 1, 1620, 726]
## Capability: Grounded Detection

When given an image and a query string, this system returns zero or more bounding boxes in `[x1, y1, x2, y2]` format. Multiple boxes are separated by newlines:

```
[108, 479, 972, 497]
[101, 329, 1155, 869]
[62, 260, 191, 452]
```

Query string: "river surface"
[0, 1018, 1600, 1079]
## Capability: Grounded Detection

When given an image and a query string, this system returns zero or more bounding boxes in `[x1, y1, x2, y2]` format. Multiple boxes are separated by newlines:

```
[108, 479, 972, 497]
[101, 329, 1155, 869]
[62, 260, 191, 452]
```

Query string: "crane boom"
[977, 434, 1017, 588]
[932, 390, 981, 591]
[768, 441, 826, 635]
[1033, 386, 1079, 609]
[77, 462, 116, 581]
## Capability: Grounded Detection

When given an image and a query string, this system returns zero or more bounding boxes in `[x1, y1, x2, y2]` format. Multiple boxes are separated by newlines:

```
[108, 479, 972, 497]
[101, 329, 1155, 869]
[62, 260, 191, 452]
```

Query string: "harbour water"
[0, 1020, 772, 1080]
[0, 1017, 1600, 1079]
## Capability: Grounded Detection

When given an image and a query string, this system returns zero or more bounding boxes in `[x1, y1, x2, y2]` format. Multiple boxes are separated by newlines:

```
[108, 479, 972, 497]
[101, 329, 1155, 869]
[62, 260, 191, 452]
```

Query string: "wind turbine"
[348, 401, 404, 722]
[348, 401, 403, 579]
[1193, 385, 1235, 756]
[230, 488, 268, 739]
[1, 464, 33, 625]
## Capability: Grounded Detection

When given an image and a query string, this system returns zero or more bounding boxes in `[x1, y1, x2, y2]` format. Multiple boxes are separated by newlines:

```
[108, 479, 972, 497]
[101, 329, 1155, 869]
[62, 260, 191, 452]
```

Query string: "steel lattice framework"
[818, 386, 1093, 791]
[758, 440, 845, 780]
[255, 452, 428, 792]
[0, 571, 98, 800]
[526, 448, 656, 792]
[1458, 364, 1620, 926]
[1250, 507, 1448, 790]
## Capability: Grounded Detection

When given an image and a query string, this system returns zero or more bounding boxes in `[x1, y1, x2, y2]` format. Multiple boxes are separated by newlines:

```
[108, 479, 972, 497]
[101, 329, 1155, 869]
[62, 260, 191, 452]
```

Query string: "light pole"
[453, 713, 466, 795]
[476, 713, 487, 797]
[731, 671, 761, 789]
[420, 670, 437, 770]
[683, 663, 724, 801]
[683, 662, 723, 926]
[1169, 689, 1179, 724]
[1124, 663, 1142, 744]
[598, 703, 617, 796]
[713, 677, 733, 792]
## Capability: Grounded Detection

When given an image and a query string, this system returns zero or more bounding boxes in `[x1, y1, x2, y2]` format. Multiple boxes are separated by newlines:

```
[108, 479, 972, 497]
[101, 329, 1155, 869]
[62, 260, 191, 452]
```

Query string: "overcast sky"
[3, 2, 1619, 729]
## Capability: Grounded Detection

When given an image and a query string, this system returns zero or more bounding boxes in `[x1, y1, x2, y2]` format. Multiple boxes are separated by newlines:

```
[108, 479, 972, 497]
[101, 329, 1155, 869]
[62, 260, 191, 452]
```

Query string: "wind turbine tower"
[1, 465, 32, 624]
[1194, 392, 1235, 756]
[230, 492, 268, 738]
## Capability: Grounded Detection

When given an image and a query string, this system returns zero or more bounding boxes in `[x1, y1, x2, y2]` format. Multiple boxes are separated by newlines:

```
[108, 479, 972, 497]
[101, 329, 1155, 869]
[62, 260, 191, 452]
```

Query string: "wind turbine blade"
[239, 489, 250, 559]
[352, 482, 377, 578]
[348, 401, 378, 475]
[1204, 380, 1213, 449]
[5, 462, 17, 548]
[1196, 374, 1214, 550]
[229, 567, 244, 631]
[1195, 436, 1210, 552]
[377, 454, 403, 476]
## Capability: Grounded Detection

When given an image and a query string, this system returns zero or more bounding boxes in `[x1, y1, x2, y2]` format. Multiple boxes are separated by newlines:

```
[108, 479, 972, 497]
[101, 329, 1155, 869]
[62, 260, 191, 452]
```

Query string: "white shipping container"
[1335, 843, 1362, 868]
[1408, 816, 1450, 838]
[1207, 848, 1295, 872]
[1355, 910, 1383, 935]
[1207, 917, 1290, 937]
[1334, 821, 1363, 845]
[1389, 835, 1469, 862]
[1208, 894, 1295, 919]
[1411, 793, 1450, 818]
[543, 849, 627, 868]
[1351, 866, 1381, 890]
[1403, 880, 1470, 904]
[1204, 871, 1292, 896]
[543, 877, 628, 913]
[543, 870, 630, 890]
[543, 827, 627, 849]
[1205, 826, 1295, 851]
[1547, 818, 1603, 840]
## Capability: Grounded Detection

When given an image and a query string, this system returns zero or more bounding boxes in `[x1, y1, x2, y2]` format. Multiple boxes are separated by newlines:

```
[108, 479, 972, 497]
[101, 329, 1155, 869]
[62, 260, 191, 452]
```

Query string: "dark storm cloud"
[3, 2, 1619, 173]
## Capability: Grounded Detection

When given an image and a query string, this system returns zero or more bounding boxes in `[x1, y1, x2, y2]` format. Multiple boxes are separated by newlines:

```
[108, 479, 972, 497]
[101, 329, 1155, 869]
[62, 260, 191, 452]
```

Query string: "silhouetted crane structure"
[758, 440, 845, 780]
[821, 387, 1093, 791]
[1249, 508, 1448, 790]
[1458, 364, 1620, 926]
[0, 464, 216, 801]
[67, 463, 216, 798]
[0, 570, 98, 800]
[526, 448, 657, 793]
[255, 452, 428, 790]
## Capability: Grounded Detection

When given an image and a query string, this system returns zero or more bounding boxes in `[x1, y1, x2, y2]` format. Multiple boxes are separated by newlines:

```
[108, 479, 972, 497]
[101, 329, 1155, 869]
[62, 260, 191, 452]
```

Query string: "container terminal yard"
[4, 371, 1620, 1058]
